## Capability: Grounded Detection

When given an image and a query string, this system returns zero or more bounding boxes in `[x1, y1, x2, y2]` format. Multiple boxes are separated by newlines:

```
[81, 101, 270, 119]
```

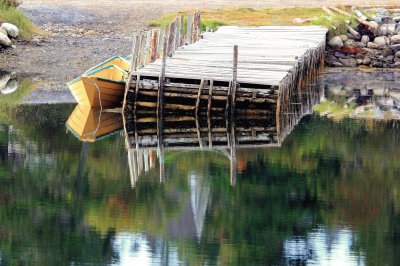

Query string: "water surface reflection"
[0, 104, 399, 265]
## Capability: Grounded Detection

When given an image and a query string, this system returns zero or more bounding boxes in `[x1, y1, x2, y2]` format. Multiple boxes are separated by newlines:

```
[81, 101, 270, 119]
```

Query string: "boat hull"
[68, 76, 126, 107]
[66, 104, 123, 142]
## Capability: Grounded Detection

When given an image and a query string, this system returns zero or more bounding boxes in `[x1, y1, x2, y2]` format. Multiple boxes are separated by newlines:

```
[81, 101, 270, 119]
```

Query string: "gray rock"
[382, 48, 393, 57]
[0, 73, 11, 90]
[378, 24, 388, 36]
[388, 24, 396, 35]
[396, 25, 400, 35]
[334, 51, 347, 58]
[355, 42, 365, 48]
[363, 57, 371, 65]
[393, 62, 400, 68]
[395, 57, 400, 63]
[339, 57, 358, 67]
[1, 79, 18, 95]
[367, 42, 379, 49]
[0, 27, 7, 37]
[371, 61, 383, 67]
[355, 53, 364, 59]
[328, 36, 343, 48]
[386, 55, 394, 62]
[395, 51, 400, 58]
[390, 44, 400, 51]
[0, 32, 11, 47]
[356, 59, 363, 65]
[331, 62, 343, 67]
[361, 35, 370, 44]
[391, 35, 400, 45]
[1, 23, 18, 38]
[374, 36, 387, 47]
[345, 39, 355, 47]
[393, 16, 400, 22]
[11, 45, 16, 49]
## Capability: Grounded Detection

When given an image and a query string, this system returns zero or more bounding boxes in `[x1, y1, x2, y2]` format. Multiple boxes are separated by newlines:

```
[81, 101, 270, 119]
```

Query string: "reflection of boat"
[66, 104, 123, 142]
[67, 65, 127, 107]
[85, 56, 130, 73]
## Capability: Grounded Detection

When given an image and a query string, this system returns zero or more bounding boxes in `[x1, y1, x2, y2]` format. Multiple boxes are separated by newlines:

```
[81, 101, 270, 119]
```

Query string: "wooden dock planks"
[134, 26, 327, 86]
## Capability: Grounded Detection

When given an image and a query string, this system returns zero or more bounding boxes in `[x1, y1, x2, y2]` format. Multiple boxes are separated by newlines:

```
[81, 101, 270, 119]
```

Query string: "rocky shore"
[326, 8, 400, 68]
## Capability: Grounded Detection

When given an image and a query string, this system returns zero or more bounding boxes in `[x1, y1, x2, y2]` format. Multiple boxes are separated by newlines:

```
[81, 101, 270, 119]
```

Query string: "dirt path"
[0, 0, 397, 102]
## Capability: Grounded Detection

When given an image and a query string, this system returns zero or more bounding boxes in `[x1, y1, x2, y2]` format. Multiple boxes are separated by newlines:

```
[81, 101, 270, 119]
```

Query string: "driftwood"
[347, 26, 361, 39]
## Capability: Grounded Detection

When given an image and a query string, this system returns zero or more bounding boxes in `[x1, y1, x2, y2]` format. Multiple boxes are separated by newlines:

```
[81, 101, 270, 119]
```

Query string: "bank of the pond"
[314, 68, 400, 120]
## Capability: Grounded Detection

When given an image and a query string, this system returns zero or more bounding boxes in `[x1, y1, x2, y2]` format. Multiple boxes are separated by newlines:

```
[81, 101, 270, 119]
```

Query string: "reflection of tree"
[0, 104, 400, 265]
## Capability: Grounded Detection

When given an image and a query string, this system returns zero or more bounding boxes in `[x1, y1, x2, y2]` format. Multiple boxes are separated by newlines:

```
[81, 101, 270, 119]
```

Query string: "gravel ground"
[0, 0, 398, 103]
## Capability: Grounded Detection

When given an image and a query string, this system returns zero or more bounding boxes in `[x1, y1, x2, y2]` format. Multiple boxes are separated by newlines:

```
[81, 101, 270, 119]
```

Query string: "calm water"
[0, 104, 400, 265]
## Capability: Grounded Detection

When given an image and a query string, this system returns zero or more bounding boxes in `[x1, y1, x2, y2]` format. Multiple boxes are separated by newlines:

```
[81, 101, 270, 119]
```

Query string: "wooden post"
[225, 81, 232, 119]
[139, 32, 147, 68]
[158, 25, 169, 118]
[231, 45, 238, 118]
[167, 20, 176, 55]
[195, 79, 205, 115]
[150, 29, 159, 63]
[174, 17, 179, 51]
[187, 13, 193, 44]
[196, 11, 201, 41]
[207, 79, 213, 117]
[122, 35, 139, 111]
[179, 15, 184, 47]
[145, 30, 152, 65]
[230, 121, 236, 186]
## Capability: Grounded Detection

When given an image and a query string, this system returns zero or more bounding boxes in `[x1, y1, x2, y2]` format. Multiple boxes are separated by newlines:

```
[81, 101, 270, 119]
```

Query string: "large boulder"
[1, 23, 19, 38]
[0, 32, 11, 47]
[0, 73, 11, 91]
[391, 35, 400, 45]
[0, 27, 7, 37]
[328, 36, 343, 48]
[374, 36, 387, 47]
[1, 79, 18, 95]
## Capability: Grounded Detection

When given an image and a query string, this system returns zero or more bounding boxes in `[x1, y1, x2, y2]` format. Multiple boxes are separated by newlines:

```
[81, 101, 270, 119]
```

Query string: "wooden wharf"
[123, 12, 327, 132]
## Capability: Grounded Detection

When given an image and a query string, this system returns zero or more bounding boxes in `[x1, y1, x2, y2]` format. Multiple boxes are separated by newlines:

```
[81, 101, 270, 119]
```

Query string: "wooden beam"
[231, 45, 238, 118]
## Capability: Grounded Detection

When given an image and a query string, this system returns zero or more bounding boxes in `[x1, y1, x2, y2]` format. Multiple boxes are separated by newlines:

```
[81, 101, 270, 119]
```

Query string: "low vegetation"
[148, 7, 372, 37]
[0, 0, 38, 38]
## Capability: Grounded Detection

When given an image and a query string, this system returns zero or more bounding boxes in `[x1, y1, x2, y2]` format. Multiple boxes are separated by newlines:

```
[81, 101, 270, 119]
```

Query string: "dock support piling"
[231, 45, 238, 118]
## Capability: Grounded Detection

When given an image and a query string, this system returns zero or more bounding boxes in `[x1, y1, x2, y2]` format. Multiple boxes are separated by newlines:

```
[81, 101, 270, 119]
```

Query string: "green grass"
[313, 101, 357, 120]
[0, 2, 38, 38]
[148, 7, 375, 36]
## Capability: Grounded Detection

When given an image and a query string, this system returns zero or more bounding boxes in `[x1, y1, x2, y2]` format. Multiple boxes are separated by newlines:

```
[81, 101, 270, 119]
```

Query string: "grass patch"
[313, 101, 357, 120]
[0, 2, 39, 38]
[149, 7, 375, 36]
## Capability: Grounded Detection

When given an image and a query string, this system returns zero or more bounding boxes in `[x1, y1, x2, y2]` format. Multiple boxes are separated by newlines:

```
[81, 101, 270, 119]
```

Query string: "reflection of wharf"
[124, 75, 319, 187]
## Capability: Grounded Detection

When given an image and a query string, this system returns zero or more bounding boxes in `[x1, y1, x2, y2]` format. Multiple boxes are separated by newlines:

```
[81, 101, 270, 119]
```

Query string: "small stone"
[388, 24, 396, 35]
[331, 62, 343, 67]
[374, 36, 387, 47]
[371, 61, 383, 67]
[79, 28, 84, 33]
[389, 44, 400, 51]
[334, 51, 347, 58]
[0, 79, 18, 95]
[386, 55, 394, 62]
[393, 62, 400, 68]
[0, 32, 11, 47]
[393, 16, 400, 22]
[340, 35, 348, 41]
[84, 30, 95, 35]
[382, 48, 393, 57]
[355, 42, 365, 48]
[378, 24, 388, 36]
[356, 59, 363, 65]
[1, 23, 18, 38]
[328, 36, 343, 48]
[363, 57, 371, 65]
[391, 35, 400, 45]
[395, 51, 400, 58]
[355, 53, 364, 59]
[367, 42, 379, 49]
[345, 39, 355, 47]
[339, 57, 358, 67]
[361, 35, 369, 44]
[11, 45, 16, 49]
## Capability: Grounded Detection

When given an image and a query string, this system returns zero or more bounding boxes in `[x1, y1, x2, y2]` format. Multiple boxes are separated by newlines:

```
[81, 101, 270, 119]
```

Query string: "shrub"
[0, 0, 23, 7]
